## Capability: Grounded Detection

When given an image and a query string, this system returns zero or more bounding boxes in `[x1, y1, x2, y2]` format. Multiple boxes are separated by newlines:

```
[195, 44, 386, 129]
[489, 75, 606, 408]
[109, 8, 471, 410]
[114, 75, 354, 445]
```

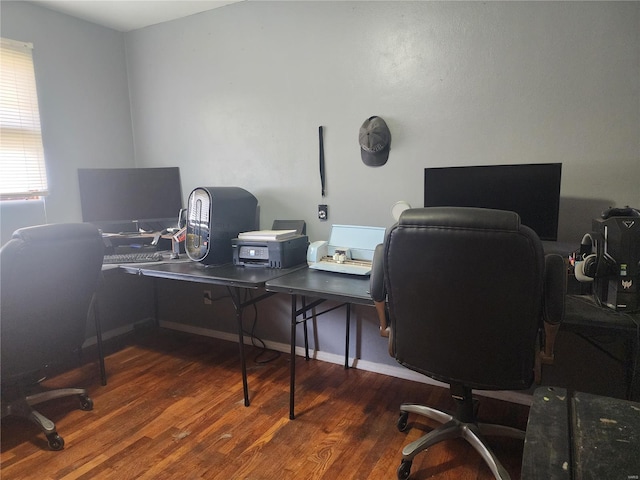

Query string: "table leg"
[302, 296, 310, 360]
[153, 278, 161, 328]
[344, 303, 351, 369]
[228, 286, 250, 407]
[626, 335, 639, 401]
[290, 294, 297, 420]
[92, 293, 107, 386]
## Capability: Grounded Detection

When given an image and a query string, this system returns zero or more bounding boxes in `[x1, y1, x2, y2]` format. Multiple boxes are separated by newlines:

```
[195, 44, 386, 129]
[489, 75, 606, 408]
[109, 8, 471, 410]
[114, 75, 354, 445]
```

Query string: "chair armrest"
[370, 244, 385, 302]
[370, 243, 389, 338]
[537, 254, 567, 375]
[543, 253, 566, 326]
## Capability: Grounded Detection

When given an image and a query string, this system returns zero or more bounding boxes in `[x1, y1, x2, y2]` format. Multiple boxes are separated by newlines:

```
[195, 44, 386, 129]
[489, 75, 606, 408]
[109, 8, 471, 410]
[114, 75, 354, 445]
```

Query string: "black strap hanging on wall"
[319, 126, 325, 197]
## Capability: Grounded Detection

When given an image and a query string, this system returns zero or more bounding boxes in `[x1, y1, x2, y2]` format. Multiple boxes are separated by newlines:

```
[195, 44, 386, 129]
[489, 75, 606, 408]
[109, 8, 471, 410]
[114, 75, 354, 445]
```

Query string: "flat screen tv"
[424, 163, 562, 241]
[78, 167, 183, 233]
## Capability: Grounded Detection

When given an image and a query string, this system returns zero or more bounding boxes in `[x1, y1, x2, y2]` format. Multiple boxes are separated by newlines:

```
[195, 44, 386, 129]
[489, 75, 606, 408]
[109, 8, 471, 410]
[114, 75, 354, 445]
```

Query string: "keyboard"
[103, 252, 164, 264]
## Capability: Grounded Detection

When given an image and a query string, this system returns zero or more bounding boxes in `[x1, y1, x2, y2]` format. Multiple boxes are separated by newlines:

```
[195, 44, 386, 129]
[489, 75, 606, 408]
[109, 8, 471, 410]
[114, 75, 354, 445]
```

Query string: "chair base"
[1, 385, 94, 450]
[396, 399, 524, 480]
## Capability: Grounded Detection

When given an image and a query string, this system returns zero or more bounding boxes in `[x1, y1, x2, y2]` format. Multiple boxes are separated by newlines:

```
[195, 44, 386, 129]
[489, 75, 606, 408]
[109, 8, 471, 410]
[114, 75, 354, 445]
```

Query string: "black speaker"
[592, 216, 640, 312]
[185, 187, 257, 265]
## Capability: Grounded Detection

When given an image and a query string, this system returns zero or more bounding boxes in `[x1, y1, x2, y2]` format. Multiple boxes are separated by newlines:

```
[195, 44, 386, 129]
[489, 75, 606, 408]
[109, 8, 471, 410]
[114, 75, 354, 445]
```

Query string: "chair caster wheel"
[397, 460, 412, 480]
[397, 411, 409, 432]
[79, 394, 94, 411]
[47, 433, 65, 451]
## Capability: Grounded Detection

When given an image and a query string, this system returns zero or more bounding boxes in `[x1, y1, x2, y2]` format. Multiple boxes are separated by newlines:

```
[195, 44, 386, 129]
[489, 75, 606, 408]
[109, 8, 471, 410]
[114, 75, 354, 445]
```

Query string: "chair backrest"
[1, 223, 104, 382]
[384, 207, 544, 391]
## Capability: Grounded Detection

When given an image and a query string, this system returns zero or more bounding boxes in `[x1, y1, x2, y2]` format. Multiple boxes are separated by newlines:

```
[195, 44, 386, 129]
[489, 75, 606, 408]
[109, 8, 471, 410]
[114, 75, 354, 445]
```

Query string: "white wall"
[125, 1, 640, 244]
[0, 1, 135, 243]
[4, 1, 638, 243]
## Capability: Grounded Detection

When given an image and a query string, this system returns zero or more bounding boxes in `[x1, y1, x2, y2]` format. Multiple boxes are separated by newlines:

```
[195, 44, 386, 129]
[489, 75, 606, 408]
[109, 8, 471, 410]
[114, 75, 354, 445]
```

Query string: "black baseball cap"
[359, 116, 391, 167]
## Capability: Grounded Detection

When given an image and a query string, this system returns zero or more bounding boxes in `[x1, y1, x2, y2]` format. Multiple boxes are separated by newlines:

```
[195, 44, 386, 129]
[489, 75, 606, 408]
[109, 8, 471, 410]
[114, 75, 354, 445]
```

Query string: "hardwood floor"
[1, 329, 529, 479]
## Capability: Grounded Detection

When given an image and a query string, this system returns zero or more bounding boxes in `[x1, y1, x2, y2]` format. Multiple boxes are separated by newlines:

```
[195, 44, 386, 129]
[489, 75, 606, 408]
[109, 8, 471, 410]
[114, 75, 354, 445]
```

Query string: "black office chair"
[370, 207, 565, 480]
[1, 223, 104, 450]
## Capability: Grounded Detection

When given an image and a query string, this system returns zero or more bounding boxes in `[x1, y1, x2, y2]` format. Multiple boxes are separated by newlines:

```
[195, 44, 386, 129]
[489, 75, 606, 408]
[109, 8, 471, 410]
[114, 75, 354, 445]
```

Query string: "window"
[0, 37, 48, 200]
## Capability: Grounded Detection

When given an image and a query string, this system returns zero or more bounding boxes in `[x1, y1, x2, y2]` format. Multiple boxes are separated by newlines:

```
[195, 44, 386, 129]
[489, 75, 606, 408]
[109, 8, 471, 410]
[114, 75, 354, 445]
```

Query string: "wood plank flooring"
[1, 329, 529, 479]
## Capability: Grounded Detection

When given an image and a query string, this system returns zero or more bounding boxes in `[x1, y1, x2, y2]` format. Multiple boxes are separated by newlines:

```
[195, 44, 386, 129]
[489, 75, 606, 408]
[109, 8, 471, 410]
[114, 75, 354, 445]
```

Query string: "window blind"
[0, 37, 48, 199]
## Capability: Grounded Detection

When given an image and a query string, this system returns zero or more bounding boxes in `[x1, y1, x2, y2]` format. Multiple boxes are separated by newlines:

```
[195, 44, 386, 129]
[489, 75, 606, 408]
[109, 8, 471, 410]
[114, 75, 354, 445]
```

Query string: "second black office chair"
[1, 223, 105, 450]
[370, 207, 564, 480]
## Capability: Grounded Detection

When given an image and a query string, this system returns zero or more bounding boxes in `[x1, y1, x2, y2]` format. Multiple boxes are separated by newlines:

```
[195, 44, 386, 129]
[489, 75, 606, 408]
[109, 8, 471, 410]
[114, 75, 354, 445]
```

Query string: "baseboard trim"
[159, 321, 533, 406]
[83, 322, 140, 347]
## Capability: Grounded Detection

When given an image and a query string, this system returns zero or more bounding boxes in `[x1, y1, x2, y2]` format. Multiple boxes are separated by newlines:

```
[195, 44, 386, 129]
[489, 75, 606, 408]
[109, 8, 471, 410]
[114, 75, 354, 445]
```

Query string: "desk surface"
[564, 294, 639, 333]
[120, 260, 305, 288]
[522, 386, 640, 480]
[265, 267, 374, 306]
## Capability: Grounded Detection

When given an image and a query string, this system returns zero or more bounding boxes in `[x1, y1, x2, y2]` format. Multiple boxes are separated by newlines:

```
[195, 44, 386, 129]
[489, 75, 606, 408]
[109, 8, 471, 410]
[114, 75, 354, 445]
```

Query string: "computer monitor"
[78, 167, 183, 233]
[424, 163, 562, 241]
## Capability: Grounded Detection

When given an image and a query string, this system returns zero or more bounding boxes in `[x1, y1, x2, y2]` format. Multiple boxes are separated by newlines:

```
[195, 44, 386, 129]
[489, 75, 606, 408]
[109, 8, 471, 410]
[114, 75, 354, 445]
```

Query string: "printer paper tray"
[309, 261, 371, 276]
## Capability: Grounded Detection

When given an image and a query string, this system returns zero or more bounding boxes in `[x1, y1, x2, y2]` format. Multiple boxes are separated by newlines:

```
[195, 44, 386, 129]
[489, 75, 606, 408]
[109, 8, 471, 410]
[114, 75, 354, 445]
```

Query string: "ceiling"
[29, 1, 243, 32]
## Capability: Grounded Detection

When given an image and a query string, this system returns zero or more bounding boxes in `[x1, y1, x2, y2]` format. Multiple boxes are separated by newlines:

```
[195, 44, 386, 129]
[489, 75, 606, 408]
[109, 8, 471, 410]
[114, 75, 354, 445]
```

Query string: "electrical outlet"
[203, 290, 212, 304]
[318, 204, 328, 221]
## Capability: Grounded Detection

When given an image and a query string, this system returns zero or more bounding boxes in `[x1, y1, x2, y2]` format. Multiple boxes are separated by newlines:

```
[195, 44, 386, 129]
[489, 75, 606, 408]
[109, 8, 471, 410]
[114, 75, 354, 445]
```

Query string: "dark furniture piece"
[265, 267, 374, 419]
[119, 260, 305, 407]
[522, 386, 640, 479]
[1, 223, 105, 450]
[371, 207, 565, 480]
[562, 294, 640, 400]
